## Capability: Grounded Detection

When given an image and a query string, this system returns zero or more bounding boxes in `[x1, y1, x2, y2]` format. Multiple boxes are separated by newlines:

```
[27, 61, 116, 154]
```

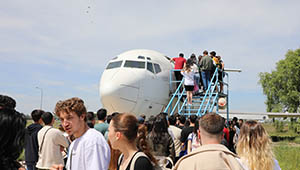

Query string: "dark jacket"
[25, 123, 43, 164]
[199, 55, 214, 71]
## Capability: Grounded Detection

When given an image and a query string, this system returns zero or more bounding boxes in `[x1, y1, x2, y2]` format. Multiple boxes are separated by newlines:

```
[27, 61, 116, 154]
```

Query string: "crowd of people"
[0, 94, 281, 170]
[171, 50, 225, 96]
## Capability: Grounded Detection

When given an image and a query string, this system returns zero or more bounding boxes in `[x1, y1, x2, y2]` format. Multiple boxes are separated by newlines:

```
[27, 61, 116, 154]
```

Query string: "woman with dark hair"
[0, 108, 26, 170]
[187, 117, 201, 153]
[108, 113, 156, 170]
[147, 113, 175, 168]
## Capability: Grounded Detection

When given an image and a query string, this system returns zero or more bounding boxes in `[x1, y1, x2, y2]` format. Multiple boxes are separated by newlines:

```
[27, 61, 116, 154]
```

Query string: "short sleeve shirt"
[173, 57, 186, 69]
[66, 128, 111, 170]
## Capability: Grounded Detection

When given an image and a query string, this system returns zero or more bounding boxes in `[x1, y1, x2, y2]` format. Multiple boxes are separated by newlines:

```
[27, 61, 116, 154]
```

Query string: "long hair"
[112, 113, 157, 164]
[149, 113, 169, 150]
[184, 59, 193, 72]
[236, 120, 274, 170]
[0, 108, 26, 170]
[137, 124, 157, 165]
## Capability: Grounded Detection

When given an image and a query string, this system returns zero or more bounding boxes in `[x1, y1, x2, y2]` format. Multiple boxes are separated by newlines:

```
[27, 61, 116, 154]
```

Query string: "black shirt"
[180, 126, 194, 143]
[25, 123, 43, 164]
[117, 152, 153, 170]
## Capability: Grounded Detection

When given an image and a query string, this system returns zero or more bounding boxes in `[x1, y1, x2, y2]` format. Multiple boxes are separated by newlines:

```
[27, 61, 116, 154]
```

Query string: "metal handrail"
[165, 67, 229, 118]
[170, 87, 186, 116]
[164, 69, 185, 114]
[197, 68, 219, 116]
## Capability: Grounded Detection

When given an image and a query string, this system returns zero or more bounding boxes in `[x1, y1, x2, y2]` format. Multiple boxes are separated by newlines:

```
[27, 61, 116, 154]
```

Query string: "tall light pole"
[36, 87, 43, 109]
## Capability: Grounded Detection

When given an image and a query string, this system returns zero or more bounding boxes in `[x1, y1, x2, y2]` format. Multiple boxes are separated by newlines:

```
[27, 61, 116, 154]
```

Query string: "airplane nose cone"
[100, 82, 118, 99]
[100, 71, 139, 114]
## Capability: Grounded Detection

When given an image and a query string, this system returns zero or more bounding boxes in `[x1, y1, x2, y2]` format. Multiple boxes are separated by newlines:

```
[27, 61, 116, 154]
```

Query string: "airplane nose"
[100, 82, 119, 99]
[100, 74, 139, 114]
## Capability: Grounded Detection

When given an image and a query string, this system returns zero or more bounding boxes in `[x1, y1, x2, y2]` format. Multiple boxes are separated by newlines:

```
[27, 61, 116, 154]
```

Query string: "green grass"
[263, 123, 300, 170]
[274, 142, 300, 170]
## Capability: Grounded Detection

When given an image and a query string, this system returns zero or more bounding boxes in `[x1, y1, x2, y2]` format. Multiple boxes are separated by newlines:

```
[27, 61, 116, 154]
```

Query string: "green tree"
[259, 49, 300, 113]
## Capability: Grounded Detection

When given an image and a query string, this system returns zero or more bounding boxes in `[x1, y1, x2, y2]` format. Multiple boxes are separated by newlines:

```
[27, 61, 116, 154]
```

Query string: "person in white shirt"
[190, 54, 200, 93]
[168, 115, 182, 163]
[36, 112, 69, 169]
[51, 97, 111, 170]
[181, 59, 195, 105]
[236, 120, 281, 170]
[187, 118, 201, 154]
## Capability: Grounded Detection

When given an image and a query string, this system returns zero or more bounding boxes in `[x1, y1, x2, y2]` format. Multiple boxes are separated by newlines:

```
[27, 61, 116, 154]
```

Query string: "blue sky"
[1, 0, 300, 115]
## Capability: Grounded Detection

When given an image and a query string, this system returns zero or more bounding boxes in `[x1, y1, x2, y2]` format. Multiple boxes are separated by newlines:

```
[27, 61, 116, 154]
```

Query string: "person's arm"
[187, 133, 193, 154]
[221, 62, 225, 71]
[167, 134, 175, 162]
[187, 139, 192, 154]
[50, 164, 64, 170]
[180, 129, 186, 143]
[54, 131, 69, 148]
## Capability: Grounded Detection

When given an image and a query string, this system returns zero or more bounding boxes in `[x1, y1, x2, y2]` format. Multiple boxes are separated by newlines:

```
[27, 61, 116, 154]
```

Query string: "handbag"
[193, 81, 199, 92]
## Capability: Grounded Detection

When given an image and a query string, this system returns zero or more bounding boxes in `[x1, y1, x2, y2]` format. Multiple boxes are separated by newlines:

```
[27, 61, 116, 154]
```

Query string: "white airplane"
[99, 49, 175, 116]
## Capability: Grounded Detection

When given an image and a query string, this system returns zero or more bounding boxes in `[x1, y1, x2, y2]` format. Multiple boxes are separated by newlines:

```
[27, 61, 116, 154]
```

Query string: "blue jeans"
[201, 71, 211, 91]
[194, 73, 200, 87]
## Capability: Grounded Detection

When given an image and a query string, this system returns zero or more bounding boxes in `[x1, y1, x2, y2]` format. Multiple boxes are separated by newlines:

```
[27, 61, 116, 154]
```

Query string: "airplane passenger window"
[106, 61, 123, 70]
[124, 60, 145, 69]
[154, 63, 162, 73]
[138, 56, 145, 59]
[147, 62, 154, 73]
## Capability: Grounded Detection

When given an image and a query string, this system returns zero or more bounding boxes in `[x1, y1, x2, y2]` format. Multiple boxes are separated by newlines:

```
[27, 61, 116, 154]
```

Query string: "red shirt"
[223, 127, 229, 143]
[173, 57, 186, 69]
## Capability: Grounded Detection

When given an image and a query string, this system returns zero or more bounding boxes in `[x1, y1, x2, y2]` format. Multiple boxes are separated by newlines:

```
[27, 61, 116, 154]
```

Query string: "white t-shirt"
[187, 132, 201, 152]
[181, 70, 195, 86]
[192, 63, 199, 73]
[66, 128, 111, 170]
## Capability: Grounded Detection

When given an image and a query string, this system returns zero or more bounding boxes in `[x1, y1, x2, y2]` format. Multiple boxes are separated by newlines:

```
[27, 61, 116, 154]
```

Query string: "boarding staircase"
[164, 68, 229, 119]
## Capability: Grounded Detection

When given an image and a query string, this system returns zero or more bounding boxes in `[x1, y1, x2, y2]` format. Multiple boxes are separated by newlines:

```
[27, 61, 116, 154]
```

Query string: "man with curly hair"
[52, 97, 110, 170]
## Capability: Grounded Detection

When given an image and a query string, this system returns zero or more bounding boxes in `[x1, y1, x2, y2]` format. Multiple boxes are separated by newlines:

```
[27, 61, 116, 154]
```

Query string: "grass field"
[273, 141, 300, 170]
[264, 123, 300, 170]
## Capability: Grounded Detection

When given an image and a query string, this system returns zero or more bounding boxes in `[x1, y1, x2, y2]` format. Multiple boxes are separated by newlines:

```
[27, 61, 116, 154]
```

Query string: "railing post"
[226, 72, 229, 123]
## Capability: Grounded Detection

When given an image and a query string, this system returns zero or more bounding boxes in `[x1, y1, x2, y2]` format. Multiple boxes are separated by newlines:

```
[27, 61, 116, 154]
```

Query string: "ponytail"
[137, 124, 157, 165]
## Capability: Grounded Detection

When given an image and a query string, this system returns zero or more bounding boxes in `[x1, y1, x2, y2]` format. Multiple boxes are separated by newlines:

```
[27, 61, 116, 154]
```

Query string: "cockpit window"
[147, 62, 154, 73]
[138, 56, 145, 59]
[124, 60, 145, 69]
[106, 61, 122, 70]
[154, 63, 162, 74]
[147, 57, 151, 60]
